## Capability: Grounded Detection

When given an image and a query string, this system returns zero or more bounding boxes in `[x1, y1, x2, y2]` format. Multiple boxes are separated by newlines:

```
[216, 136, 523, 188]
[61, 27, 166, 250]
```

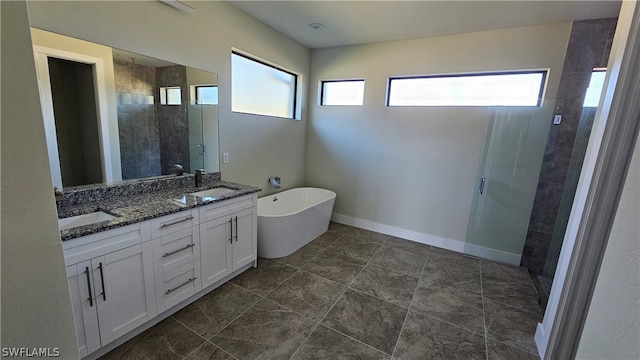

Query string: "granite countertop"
[58, 178, 261, 241]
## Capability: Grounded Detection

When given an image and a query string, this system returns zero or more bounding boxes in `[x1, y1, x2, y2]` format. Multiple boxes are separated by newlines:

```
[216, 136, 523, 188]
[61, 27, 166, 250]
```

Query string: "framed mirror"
[31, 28, 219, 189]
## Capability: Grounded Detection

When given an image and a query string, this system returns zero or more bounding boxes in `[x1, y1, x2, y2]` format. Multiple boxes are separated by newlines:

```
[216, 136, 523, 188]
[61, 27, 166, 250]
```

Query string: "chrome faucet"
[174, 164, 184, 176]
[269, 176, 281, 189]
[194, 169, 205, 187]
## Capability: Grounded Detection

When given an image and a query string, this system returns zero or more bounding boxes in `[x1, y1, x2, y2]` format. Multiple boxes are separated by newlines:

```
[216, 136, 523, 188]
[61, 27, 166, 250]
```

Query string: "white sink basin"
[58, 211, 116, 231]
[190, 187, 235, 200]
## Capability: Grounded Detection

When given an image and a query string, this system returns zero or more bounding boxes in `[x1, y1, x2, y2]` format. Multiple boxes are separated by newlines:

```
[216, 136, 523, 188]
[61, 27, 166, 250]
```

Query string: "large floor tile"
[322, 289, 407, 354]
[484, 298, 542, 355]
[481, 260, 533, 285]
[350, 263, 419, 308]
[100, 317, 205, 360]
[482, 275, 541, 314]
[487, 339, 540, 360]
[291, 325, 391, 360]
[309, 232, 342, 249]
[230, 258, 297, 296]
[273, 242, 325, 269]
[393, 310, 486, 360]
[428, 247, 481, 272]
[172, 283, 261, 339]
[211, 299, 316, 360]
[302, 252, 366, 285]
[342, 227, 389, 245]
[384, 237, 430, 257]
[327, 221, 353, 235]
[267, 270, 346, 320]
[322, 235, 381, 263]
[184, 342, 236, 360]
[420, 261, 482, 297]
[410, 281, 484, 335]
[369, 246, 426, 277]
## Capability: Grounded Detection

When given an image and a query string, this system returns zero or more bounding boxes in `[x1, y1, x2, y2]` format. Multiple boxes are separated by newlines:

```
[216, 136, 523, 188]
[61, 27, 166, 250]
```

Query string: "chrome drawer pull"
[85, 266, 94, 307]
[160, 216, 194, 228]
[165, 277, 196, 294]
[234, 216, 238, 242]
[98, 262, 106, 301]
[163, 243, 195, 258]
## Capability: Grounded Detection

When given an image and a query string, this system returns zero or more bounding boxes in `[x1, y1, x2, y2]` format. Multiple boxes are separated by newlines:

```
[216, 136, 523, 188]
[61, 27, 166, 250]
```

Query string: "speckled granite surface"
[57, 173, 261, 241]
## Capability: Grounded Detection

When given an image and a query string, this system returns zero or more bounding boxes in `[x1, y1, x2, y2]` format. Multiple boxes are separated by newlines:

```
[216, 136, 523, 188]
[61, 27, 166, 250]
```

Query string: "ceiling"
[227, 1, 622, 49]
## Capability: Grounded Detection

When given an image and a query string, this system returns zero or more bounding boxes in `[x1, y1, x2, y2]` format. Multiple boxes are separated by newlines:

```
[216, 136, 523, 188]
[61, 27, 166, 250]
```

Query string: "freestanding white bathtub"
[257, 187, 336, 258]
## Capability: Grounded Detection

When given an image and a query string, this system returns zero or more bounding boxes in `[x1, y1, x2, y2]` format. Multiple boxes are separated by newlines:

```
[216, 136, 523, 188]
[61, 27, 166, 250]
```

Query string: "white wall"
[27, 0, 310, 195]
[575, 129, 639, 359]
[1, 1, 78, 356]
[306, 23, 571, 251]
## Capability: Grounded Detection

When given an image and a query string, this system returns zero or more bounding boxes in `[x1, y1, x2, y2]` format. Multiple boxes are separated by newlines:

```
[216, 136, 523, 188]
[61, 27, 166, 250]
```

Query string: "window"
[231, 52, 297, 118]
[583, 69, 606, 107]
[160, 86, 181, 105]
[195, 85, 218, 105]
[387, 70, 547, 107]
[321, 80, 365, 106]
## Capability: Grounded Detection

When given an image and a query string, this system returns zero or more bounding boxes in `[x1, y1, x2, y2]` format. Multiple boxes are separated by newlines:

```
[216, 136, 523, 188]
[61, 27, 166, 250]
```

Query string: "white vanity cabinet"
[199, 194, 257, 288]
[63, 223, 156, 357]
[149, 209, 201, 313]
[63, 192, 258, 359]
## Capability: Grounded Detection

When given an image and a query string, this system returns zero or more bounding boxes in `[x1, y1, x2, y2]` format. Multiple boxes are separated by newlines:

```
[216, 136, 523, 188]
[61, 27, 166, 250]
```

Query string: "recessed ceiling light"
[309, 23, 325, 30]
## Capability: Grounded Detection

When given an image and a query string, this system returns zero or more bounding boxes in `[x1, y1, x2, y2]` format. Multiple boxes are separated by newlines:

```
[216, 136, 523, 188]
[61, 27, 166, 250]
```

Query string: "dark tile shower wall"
[156, 65, 190, 175]
[521, 19, 617, 275]
[114, 59, 162, 180]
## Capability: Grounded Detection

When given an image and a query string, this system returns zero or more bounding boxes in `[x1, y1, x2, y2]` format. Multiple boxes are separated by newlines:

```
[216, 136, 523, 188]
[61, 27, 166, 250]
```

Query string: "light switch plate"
[223, 152, 229, 164]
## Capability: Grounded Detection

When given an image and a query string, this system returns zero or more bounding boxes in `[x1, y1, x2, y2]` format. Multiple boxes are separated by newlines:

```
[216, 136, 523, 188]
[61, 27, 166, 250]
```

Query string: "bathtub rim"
[257, 187, 336, 218]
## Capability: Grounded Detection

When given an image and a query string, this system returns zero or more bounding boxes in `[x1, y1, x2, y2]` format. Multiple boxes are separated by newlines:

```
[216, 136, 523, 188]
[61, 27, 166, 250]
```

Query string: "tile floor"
[100, 222, 541, 360]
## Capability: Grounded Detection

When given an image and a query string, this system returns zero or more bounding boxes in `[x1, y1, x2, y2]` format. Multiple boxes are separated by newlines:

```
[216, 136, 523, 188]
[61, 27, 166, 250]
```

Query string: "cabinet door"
[93, 242, 156, 346]
[232, 207, 256, 271]
[200, 216, 232, 288]
[66, 262, 100, 357]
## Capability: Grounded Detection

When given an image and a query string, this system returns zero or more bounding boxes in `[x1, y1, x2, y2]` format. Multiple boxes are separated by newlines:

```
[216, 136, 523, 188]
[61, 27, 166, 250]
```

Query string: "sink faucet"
[174, 164, 184, 176]
[194, 169, 205, 187]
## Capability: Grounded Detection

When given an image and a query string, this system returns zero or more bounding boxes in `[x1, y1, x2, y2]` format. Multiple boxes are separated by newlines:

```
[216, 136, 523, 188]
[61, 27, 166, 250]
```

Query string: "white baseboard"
[331, 213, 465, 252]
[331, 213, 522, 266]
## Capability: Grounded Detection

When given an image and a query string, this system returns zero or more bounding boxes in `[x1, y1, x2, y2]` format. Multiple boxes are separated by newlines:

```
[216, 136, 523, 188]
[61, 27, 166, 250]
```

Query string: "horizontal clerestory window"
[321, 80, 365, 106]
[231, 51, 298, 119]
[387, 70, 548, 107]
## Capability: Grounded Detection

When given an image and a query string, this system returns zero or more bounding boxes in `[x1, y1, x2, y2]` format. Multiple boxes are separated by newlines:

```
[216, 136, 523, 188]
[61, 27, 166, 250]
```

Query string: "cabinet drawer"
[199, 195, 254, 223]
[154, 227, 200, 276]
[150, 209, 199, 238]
[158, 262, 201, 311]
[63, 222, 151, 266]
[159, 227, 200, 260]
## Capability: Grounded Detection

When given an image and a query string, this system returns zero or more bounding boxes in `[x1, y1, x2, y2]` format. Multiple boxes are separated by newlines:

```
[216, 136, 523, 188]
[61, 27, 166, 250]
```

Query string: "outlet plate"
[223, 152, 229, 164]
[553, 114, 562, 125]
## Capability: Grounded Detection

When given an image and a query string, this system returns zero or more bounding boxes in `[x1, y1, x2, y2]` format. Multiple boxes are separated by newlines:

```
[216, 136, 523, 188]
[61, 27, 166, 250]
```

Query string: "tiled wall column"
[114, 59, 162, 179]
[157, 65, 190, 175]
[522, 18, 617, 275]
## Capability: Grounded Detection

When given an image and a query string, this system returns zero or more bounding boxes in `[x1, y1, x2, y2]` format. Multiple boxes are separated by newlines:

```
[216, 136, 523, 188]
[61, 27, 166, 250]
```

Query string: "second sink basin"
[190, 187, 236, 199]
[58, 211, 116, 231]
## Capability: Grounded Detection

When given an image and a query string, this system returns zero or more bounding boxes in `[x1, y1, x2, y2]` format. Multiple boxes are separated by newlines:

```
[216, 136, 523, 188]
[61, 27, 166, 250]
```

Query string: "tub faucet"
[195, 169, 205, 187]
[269, 176, 281, 189]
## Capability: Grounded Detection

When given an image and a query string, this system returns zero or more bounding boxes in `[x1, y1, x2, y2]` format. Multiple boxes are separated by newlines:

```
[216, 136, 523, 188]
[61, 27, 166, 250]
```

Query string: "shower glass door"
[464, 107, 551, 265]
